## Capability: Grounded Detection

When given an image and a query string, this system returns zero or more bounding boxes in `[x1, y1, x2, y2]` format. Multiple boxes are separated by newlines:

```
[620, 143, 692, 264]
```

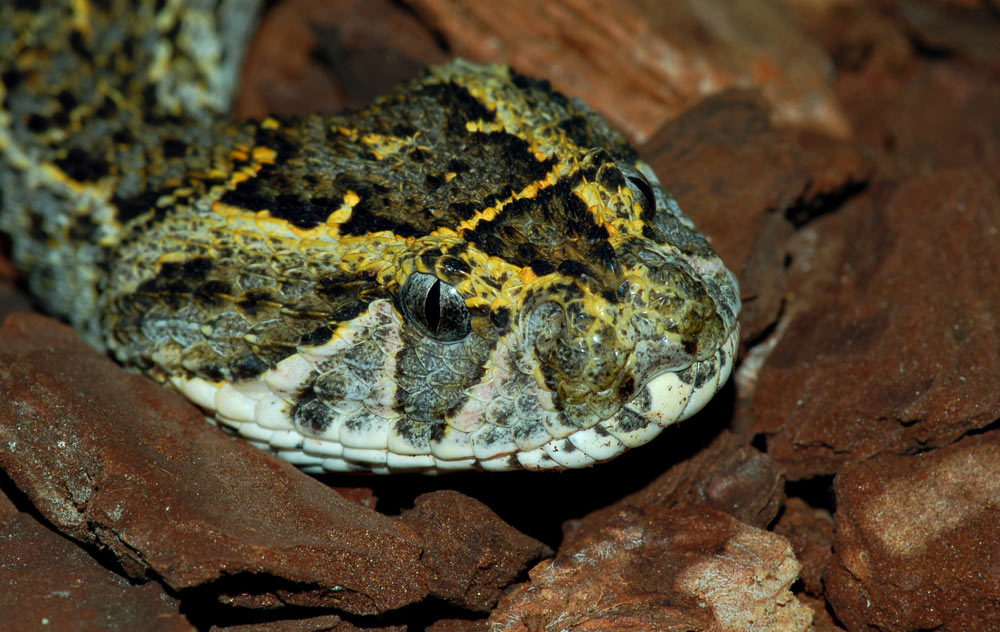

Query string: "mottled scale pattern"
[0, 0, 741, 473]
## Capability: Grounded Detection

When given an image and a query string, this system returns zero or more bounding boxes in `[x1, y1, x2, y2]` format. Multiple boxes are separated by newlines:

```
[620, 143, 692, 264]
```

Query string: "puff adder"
[0, 0, 741, 473]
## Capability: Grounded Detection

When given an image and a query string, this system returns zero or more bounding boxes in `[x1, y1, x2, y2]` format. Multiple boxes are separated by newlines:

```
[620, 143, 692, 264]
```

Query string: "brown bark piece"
[400, 490, 551, 612]
[235, 0, 446, 119]
[753, 170, 1000, 478]
[0, 314, 428, 615]
[491, 505, 812, 631]
[564, 431, 785, 552]
[0, 512, 192, 631]
[826, 431, 1000, 631]
[405, 0, 850, 144]
[773, 497, 835, 597]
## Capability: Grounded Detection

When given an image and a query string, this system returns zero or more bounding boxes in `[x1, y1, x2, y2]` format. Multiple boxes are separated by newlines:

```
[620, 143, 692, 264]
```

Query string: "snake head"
[461, 158, 741, 470]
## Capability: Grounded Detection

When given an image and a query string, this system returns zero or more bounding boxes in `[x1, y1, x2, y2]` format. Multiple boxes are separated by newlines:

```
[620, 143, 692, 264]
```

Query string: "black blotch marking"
[26, 114, 49, 133]
[68, 31, 91, 60]
[439, 256, 471, 277]
[558, 115, 593, 148]
[562, 440, 577, 453]
[682, 338, 697, 356]
[530, 260, 556, 276]
[391, 418, 433, 450]
[228, 351, 271, 381]
[446, 201, 478, 221]
[338, 192, 421, 237]
[95, 96, 117, 119]
[193, 280, 232, 308]
[601, 289, 618, 303]
[55, 147, 110, 182]
[269, 193, 339, 230]
[299, 324, 333, 347]
[162, 138, 187, 158]
[293, 391, 332, 433]
[490, 306, 510, 331]
[509, 69, 569, 107]
[615, 409, 648, 433]
[516, 242, 539, 261]
[408, 147, 427, 162]
[461, 169, 616, 282]
[558, 260, 589, 278]
[113, 188, 169, 224]
[419, 81, 496, 133]
[56, 90, 78, 111]
[220, 175, 343, 231]
[181, 257, 213, 280]
[235, 287, 279, 317]
[392, 123, 415, 137]
[112, 128, 134, 145]
[429, 422, 448, 443]
[617, 376, 636, 400]
[419, 251, 439, 269]
[253, 123, 299, 162]
[424, 173, 444, 190]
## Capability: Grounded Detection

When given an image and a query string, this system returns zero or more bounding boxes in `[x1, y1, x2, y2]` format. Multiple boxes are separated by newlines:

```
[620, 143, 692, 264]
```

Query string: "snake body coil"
[0, 1, 740, 473]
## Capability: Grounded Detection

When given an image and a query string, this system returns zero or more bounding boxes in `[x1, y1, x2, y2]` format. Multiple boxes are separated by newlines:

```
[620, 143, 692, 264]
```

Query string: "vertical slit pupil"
[425, 279, 442, 333]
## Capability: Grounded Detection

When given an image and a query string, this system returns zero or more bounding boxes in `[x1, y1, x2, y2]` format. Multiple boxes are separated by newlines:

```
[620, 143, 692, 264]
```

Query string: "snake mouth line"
[174, 322, 740, 474]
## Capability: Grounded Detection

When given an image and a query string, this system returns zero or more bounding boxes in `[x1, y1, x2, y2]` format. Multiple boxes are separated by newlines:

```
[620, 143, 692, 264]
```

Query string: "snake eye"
[626, 172, 657, 211]
[401, 272, 471, 342]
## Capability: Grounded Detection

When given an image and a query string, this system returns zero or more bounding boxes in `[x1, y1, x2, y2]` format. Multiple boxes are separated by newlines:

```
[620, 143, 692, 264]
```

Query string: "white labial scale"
[566, 426, 627, 462]
[229, 377, 271, 398]
[318, 459, 356, 473]
[510, 418, 552, 452]
[338, 415, 391, 450]
[318, 456, 375, 473]
[385, 452, 436, 470]
[434, 456, 477, 471]
[387, 424, 431, 455]
[449, 340, 512, 432]
[215, 383, 257, 423]
[342, 447, 389, 465]
[171, 375, 220, 411]
[626, 370, 693, 426]
[516, 446, 562, 471]
[470, 424, 518, 460]
[543, 439, 598, 468]
[680, 359, 722, 421]
[267, 430, 304, 450]
[245, 439, 270, 451]
[601, 414, 665, 448]
[541, 411, 577, 440]
[277, 450, 326, 467]
[253, 394, 294, 431]
[302, 437, 344, 458]
[263, 353, 315, 396]
[429, 427, 475, 460]
[233, 419, 274, 442]
[678, 328, 739, 421]
[478, 454, 518, 471]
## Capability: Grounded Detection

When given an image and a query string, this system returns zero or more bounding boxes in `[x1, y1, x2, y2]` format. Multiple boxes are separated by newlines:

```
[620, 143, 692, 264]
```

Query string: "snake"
[0, 0, 740, 473]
